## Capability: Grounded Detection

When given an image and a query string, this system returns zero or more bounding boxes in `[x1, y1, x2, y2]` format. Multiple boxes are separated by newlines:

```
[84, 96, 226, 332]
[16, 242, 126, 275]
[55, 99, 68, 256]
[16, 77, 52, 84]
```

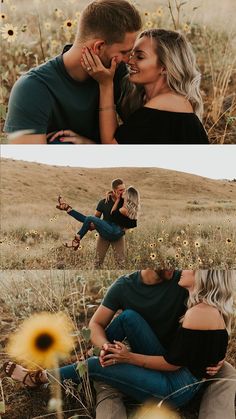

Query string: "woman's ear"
[92, 40, 105, 55]
[161, 68, 167, 75]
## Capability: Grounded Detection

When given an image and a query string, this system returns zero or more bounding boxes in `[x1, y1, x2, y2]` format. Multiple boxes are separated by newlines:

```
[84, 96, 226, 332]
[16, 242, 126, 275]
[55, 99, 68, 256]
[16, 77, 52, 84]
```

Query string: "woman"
[56, 187, 139, 250]
[50, 29, 209, 144]
[3, 270, 233, 408]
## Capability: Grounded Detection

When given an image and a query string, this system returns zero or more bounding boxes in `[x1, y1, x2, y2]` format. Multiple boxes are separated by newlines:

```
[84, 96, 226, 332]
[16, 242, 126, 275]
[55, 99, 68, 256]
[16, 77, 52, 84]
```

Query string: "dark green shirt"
[96, 197, 124, 222]
[4, 46, 127, 143]
[102, 270, 188, 348]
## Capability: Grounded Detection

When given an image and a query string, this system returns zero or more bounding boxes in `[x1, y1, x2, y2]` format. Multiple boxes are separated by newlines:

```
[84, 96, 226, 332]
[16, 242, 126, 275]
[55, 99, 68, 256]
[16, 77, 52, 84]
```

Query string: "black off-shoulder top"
[111, 209, 137, 229]
[115, 107, 209, 144]
[164, 327, 228, 378]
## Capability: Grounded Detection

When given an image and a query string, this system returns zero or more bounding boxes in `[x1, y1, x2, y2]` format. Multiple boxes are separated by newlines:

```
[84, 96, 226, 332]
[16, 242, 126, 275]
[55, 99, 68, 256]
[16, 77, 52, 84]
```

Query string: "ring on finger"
[87, 67, 92, 71]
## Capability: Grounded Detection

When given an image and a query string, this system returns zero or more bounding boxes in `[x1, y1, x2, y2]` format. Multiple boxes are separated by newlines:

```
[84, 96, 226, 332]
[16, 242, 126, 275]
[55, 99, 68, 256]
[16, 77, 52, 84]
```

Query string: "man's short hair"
[78, 0, 142, 44]
[111, 178, 124, 190]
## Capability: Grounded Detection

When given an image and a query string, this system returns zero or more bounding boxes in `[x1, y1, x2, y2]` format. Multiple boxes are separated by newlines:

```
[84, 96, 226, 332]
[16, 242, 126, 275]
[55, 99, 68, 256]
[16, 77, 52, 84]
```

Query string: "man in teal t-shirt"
[4, 0, 142, 144]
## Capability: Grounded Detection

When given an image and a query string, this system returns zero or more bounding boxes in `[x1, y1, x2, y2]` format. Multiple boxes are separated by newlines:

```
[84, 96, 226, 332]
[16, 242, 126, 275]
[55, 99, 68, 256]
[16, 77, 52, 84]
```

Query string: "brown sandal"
[3, 361, 45, 389]
[64, 235, 81, 251]
[56, 195, 72, 212]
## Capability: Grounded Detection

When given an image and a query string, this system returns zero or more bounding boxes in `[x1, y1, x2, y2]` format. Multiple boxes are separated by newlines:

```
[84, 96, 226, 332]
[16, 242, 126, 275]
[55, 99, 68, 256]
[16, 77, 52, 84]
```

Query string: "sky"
[1, 145, 236, 180]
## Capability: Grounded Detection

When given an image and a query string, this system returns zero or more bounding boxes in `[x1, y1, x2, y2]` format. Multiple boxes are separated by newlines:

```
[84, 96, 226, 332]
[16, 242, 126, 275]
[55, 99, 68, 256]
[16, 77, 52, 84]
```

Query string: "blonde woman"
[57, 187, 140, 250]
[4, 270, 234, 410]
[51, 29, 209, 144]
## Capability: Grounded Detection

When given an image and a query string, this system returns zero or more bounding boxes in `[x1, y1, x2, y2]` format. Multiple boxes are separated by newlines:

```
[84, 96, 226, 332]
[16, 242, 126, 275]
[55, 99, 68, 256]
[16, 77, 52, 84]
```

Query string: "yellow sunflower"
[157, 237, 163, 243]
[226, 238, 232, 245]
[94, 232, 99, 238]
[133, 401, 180, 419]
[1, 13, 7, 20]
[63, 19, 74, 30]
[157, 7, 164, 17]
[150, 253, 156, 260]
[7, 312, 74, 369]
[1, 23, 18, 43]
[183, 240, 189, 246]
[194, 241, 201, 248]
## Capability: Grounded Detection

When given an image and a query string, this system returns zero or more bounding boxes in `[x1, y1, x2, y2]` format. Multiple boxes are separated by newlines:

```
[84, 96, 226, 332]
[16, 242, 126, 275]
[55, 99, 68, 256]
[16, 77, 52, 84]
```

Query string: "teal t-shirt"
[4, 46, 127, 143]
[102, 270, 188, 348]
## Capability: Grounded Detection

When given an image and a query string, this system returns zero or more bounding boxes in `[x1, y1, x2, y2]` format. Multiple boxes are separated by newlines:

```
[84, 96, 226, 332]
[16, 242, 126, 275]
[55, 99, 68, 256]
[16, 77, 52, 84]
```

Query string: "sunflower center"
[35, 333, 54, 351]
[8, 30, 14, 36]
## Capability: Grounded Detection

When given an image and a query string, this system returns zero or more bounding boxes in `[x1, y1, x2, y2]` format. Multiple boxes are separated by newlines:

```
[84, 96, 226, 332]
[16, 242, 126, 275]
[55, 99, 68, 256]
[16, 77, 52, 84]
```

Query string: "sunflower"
[183, 240, 189, 246]
[226, 238, 232, 245]
[133, 401, 180, 419]
[183, 23, 191, 33]
[194, 241, 201, 248]
[7, 312, 74, 369]
[149, 243, 155, 248]
[44, 22, 51, 30]
[54, 8, 63, 18]
[1, 23, 18, 42]
[150, 253, 156, 260]
[157, 7, 164, 17]
[145, 21, 153, 28]
[63, 19, 74, 30]
[1, 13, 7, 20]
[157, 237, 163, 243]
[94, 232, 99, 238]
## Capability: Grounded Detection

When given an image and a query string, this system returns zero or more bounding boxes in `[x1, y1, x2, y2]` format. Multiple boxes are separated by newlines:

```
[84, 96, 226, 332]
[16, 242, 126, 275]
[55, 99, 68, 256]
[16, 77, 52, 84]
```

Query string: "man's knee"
[120, 309, 142, 324]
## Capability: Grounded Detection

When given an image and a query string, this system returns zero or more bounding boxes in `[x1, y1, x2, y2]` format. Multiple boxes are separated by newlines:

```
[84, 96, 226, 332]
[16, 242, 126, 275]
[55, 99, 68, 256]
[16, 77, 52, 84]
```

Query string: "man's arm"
[8, 134, 47, 144]
[89, 305, 116, 349]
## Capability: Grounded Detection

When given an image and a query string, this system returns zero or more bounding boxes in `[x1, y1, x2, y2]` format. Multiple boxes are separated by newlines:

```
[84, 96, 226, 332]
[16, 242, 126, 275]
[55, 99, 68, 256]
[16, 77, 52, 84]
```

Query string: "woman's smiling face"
[128, 35, 165, 84]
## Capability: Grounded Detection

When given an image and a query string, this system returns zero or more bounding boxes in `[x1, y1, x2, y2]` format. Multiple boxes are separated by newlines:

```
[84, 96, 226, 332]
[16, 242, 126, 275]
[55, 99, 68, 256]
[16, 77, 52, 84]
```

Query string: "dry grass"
[0, 270, 235, 419]
[1, 158, 236, 269]
[0, 0, 236, 143]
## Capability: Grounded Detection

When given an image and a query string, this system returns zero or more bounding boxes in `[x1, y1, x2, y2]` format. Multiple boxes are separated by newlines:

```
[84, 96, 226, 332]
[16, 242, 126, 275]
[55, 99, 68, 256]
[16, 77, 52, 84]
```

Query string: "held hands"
[81, 46, 117, 85]
[206, 359, 224, 376]
[47, 130, 95, 144]
[99, 341, 131, 367]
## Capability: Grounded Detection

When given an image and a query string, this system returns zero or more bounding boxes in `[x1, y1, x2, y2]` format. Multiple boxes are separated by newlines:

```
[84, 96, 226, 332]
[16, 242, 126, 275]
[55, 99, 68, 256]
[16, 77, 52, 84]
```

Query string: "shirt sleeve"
[4, 74, 52, 134]
[102, 278, 123, 311]
[96, 199, 105, 213]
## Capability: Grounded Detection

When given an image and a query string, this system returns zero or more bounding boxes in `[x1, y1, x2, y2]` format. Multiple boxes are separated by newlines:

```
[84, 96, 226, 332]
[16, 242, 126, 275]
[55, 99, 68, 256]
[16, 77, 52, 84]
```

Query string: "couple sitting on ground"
[4, 269, 236, 419]
[56, 181, 140, 250]
[5, 0, 209, 144]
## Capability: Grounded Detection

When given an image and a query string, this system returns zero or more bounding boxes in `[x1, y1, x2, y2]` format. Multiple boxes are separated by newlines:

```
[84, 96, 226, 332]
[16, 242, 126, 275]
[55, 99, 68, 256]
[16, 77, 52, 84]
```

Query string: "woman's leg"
[67, 209, 86, 223]
[86, 357, 201, 407]
[105, 309, 166, 355]
[78, 216, 123, 241]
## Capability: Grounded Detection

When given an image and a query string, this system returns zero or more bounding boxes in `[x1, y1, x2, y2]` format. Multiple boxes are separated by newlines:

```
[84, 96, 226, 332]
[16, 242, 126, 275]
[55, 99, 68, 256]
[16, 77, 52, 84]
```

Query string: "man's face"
[114, 183, 126, 198]
[100, 32, 138, 66]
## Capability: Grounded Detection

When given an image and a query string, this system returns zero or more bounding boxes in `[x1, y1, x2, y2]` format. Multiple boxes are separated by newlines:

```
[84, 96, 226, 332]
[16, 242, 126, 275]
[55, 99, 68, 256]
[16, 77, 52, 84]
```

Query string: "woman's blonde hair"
[124, 186, 140, 219]
[120, 29, 203, 120]
[187, 270, 235, 333]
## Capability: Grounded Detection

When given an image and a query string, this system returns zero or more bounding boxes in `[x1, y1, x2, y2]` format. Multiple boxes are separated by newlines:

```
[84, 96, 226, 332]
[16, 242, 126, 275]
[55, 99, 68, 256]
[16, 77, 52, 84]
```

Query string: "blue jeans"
[68, 209, 124, 242]
[57, 310, 202, 407]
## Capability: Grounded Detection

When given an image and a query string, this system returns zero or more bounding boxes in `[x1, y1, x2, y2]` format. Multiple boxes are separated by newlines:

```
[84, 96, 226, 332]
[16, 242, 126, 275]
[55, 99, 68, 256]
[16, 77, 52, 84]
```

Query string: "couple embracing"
[3, 270, 236, 418]
[5, 0, 209, 144]
[57, 178, 140, 268]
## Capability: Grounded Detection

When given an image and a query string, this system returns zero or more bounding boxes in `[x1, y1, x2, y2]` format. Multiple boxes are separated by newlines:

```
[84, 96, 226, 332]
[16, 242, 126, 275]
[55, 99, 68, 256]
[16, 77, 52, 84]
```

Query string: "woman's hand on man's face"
[81, 47, 117, 86]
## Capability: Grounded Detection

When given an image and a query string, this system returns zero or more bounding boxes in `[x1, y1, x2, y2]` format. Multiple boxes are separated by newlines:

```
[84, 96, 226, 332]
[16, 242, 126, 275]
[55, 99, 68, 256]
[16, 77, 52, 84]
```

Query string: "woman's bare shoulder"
[145, 93, 193, 113]
[183, 304, 225, 330]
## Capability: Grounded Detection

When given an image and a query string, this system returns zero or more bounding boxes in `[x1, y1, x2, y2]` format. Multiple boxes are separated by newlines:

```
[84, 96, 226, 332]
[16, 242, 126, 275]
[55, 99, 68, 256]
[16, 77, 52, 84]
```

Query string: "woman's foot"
[3, 361, 48, 388]
[56, 195, 72, 212]
[64, 234, 81, 250]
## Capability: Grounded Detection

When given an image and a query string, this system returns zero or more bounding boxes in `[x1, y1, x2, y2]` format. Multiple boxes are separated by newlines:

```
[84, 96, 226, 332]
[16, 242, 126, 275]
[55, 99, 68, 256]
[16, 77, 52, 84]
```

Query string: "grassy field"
[1, 158, 236, 269]
[0, 0, 236, 143]
[0, 270, 235, 419]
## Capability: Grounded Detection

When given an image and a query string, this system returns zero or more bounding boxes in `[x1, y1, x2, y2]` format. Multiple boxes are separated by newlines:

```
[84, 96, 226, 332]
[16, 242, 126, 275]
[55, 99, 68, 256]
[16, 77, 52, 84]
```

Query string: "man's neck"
[62, 43, 90, 82]
[140, 269, 163, 285]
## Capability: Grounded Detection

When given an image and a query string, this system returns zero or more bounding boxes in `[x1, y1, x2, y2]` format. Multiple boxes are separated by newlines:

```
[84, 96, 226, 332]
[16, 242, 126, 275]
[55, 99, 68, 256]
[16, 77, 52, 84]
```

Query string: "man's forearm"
[89, 322, 110, 349]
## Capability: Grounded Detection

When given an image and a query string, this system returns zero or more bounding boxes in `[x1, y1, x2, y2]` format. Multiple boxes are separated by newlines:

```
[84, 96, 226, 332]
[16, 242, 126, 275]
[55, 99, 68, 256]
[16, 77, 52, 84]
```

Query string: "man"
[88, 269, 236, 419]
[4, 0, 142, 144]
[58, 178, 126, 268]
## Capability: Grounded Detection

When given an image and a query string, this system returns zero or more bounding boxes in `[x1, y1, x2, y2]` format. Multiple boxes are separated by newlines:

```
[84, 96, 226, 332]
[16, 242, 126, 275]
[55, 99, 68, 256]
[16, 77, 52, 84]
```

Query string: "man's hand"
[206, 359, 225, 376]
[47, 130, 95, 144]
[89, 222, 96, 231]
[99, 342, 117, 366]
[101, 341, 131, 367]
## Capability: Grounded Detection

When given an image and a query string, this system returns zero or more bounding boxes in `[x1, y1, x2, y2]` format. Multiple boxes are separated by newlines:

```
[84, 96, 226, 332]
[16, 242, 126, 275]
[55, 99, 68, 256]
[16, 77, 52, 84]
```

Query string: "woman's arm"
[110, 196, 121, 214]
[102, 341, 180, 371]
[81, 48, 118, 144]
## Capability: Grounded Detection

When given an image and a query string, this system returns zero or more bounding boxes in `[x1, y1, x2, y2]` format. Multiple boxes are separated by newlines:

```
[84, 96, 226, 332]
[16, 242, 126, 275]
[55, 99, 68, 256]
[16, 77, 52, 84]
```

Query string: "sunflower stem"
[50, 360, 63, 419]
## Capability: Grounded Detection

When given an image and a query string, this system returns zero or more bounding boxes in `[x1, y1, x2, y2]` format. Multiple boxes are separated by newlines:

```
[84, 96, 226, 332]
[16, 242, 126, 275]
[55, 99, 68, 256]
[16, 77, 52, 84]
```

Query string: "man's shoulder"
[115, 271, 139, 286]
